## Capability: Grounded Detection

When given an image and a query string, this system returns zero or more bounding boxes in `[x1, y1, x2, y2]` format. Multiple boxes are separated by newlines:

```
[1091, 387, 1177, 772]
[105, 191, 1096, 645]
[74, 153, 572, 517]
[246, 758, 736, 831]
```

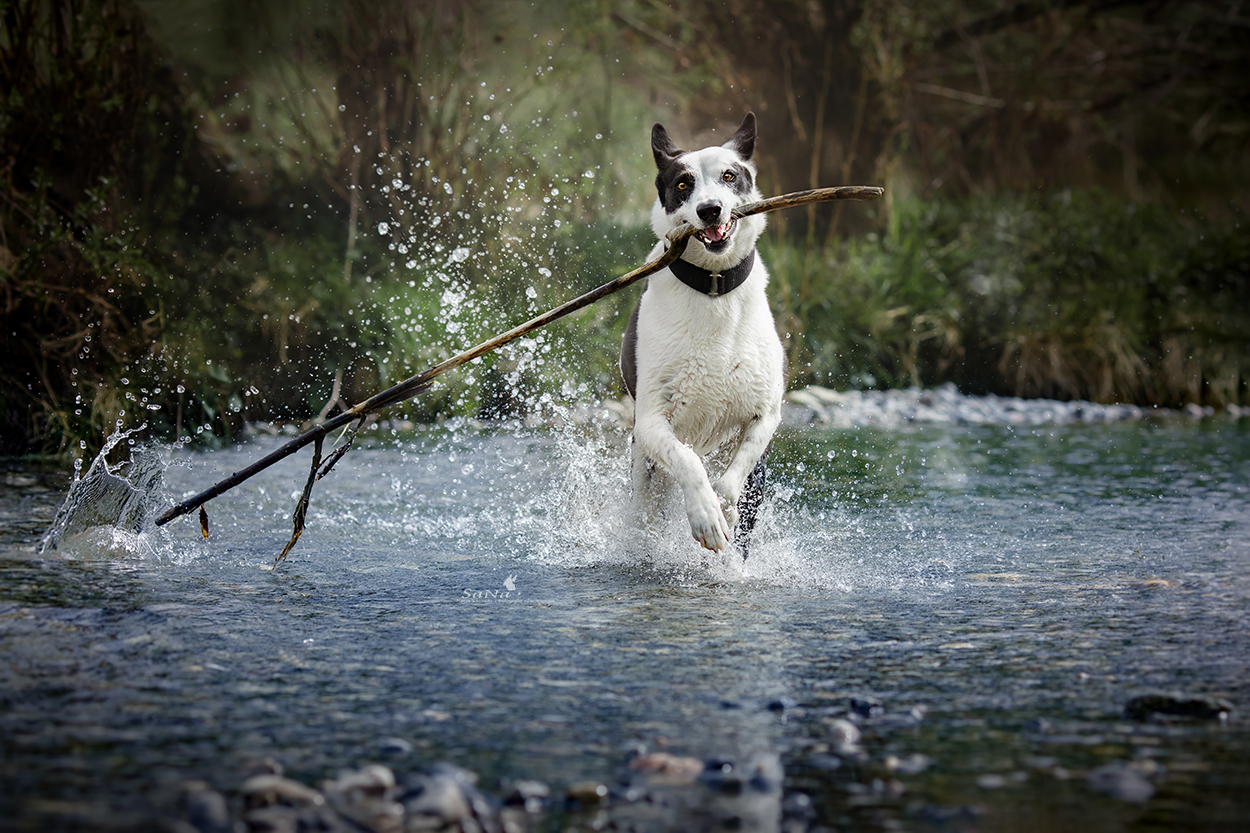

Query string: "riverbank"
[781, 383, 1241, 429]
[227, 382, 1244, 448]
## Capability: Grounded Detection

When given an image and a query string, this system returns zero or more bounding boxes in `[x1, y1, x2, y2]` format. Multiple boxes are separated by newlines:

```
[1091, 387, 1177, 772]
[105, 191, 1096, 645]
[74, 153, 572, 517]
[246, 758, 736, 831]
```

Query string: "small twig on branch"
[154, 185, 883, 557]
[276, 434, 324, 565]
[317, 417, 365, 481]
[316, 368, 346, 422]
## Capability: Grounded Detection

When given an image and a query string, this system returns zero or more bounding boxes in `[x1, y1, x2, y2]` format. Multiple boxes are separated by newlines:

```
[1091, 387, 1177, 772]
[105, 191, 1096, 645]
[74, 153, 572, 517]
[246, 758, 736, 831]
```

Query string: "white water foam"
[508, 412, 910, 593]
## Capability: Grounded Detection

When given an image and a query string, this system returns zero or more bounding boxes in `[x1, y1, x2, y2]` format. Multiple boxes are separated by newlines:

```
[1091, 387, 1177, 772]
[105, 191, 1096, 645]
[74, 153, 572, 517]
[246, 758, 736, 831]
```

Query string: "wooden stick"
[155, 184, 882, 530]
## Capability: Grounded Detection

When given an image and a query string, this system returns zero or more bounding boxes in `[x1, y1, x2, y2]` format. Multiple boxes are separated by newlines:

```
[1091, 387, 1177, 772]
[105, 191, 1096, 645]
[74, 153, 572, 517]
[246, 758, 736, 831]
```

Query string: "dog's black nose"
[696, 202, 723, 224]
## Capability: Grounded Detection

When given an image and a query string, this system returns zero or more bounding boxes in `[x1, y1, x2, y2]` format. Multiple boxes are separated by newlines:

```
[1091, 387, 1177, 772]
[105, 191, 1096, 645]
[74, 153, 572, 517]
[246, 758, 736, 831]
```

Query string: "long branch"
[155, 184, 883, 528]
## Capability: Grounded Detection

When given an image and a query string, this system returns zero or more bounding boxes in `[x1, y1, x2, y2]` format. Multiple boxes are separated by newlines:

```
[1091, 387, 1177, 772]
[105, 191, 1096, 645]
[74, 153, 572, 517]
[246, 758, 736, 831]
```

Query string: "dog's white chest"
[634, 271, 783, 454]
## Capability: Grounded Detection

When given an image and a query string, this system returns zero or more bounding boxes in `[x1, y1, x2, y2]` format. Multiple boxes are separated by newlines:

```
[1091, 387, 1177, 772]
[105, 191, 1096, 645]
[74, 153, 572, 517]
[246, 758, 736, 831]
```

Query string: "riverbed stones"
[1124, 693, 1235, 722]
[237, 774, 346, 833]
[781, 383, 1167, 428]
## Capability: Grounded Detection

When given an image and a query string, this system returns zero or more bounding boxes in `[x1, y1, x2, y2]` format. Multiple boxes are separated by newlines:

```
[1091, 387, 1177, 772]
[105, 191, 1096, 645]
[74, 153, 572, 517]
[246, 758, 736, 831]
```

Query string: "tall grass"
[769, 192, 1249, 408]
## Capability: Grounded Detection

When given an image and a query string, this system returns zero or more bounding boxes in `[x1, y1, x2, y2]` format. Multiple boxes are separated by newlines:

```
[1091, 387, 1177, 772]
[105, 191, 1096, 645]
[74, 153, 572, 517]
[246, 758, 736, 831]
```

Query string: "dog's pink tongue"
[703, 222, 731, 242]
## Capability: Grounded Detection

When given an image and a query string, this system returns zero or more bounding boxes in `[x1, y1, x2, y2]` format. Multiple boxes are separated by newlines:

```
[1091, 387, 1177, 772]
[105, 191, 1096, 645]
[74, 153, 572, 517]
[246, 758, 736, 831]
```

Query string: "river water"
[2, 412, 1248, 831]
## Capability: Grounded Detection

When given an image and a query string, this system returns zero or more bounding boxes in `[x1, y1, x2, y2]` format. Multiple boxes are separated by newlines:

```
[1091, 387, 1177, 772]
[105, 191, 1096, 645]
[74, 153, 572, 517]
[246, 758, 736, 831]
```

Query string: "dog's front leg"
[633, 414, 732, 552]
[713, 411, 781, 529]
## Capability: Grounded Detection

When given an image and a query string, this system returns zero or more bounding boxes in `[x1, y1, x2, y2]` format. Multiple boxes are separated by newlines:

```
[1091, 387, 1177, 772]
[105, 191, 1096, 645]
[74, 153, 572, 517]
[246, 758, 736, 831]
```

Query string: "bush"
[771, 192, 1249, 407]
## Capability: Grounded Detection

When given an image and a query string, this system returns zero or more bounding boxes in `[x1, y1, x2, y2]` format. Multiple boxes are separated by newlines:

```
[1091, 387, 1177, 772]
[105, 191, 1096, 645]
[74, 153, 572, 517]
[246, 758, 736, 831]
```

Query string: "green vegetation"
[2, 0, 1246, 458]
[772, 193, 1249, 407]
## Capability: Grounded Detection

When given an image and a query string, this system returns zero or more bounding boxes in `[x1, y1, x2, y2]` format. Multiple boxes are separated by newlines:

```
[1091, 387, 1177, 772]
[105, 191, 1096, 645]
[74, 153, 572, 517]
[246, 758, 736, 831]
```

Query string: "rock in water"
[239, 774, 326, 810]
[1124, 693, 1234, 722]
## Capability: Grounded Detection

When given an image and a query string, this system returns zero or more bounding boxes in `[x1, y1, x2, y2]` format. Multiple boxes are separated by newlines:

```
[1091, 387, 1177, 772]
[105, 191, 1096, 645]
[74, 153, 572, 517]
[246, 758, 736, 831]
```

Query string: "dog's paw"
[713, 480, 740, 530]
[687, 494, 731, 552]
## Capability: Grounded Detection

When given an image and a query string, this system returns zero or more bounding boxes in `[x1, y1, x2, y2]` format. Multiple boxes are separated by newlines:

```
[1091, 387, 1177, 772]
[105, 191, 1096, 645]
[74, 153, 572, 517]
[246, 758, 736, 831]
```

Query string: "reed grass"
[768, 192, 1248, 409]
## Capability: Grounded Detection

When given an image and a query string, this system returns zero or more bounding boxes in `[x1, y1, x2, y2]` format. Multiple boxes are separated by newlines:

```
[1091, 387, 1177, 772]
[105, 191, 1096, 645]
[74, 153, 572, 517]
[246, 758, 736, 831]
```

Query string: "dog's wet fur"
[621, 112, 786, 557]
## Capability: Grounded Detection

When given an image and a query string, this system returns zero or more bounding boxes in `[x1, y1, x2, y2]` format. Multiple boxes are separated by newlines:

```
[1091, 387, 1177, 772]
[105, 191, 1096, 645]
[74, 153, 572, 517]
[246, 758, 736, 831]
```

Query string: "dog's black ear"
[724, 112, 757, 161]
[652, 123, 683, 170]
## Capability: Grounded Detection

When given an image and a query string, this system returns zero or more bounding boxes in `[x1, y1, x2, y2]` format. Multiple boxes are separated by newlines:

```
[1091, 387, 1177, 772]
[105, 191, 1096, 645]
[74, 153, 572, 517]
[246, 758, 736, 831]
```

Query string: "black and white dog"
[620, 112, 785, 556]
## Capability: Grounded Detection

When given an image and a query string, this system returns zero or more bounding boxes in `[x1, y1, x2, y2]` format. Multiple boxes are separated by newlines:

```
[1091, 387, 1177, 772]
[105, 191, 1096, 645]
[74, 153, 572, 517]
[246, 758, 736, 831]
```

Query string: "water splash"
[504, 414, 876, 591]
[39, 425, 167, 558]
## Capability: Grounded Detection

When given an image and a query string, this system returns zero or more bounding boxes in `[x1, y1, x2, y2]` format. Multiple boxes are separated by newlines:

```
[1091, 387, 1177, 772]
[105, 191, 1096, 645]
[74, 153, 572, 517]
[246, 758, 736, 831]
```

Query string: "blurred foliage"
[0, 0, 192, 454]
[1, 0, 1247, 458]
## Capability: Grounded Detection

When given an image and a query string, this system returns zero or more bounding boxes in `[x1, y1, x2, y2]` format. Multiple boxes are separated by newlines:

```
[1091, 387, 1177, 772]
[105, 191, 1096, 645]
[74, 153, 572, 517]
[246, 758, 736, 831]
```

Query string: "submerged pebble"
[976, 773, 1008, 790]
[1086, 762, 1155, 803]
[824, 718, 863, 754]
[402, 763, 500, 829]
[884, 753, 932, 776]
[378, 737, 414, 755]
[697, 753, 784, 796]
[179, 781, 232, 833]
[326, 763, 397, 800]
[849, 697, 884, 719]
[404, 776, 471, 824]
[503, 779, 550, 812]
[565, 780, 610, 805]
[629, 752, 704, 784]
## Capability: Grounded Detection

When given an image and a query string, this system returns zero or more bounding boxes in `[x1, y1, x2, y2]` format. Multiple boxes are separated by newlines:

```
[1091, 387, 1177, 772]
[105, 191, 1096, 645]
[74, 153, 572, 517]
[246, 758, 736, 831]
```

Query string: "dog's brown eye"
[722, 171, 735, 182]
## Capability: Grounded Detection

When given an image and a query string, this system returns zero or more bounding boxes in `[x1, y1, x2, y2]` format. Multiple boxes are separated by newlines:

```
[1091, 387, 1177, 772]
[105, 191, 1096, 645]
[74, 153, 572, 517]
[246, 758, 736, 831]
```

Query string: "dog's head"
[649, 112, 766, 271]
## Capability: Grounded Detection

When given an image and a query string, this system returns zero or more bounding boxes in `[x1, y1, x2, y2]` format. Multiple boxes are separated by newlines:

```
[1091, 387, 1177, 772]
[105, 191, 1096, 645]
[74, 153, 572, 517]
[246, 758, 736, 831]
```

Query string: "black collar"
[669, 249, 756, 297]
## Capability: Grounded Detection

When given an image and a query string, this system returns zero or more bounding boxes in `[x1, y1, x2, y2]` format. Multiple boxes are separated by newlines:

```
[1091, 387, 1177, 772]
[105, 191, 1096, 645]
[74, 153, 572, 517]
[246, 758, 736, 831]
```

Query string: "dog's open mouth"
[696, 219, 736, 250]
